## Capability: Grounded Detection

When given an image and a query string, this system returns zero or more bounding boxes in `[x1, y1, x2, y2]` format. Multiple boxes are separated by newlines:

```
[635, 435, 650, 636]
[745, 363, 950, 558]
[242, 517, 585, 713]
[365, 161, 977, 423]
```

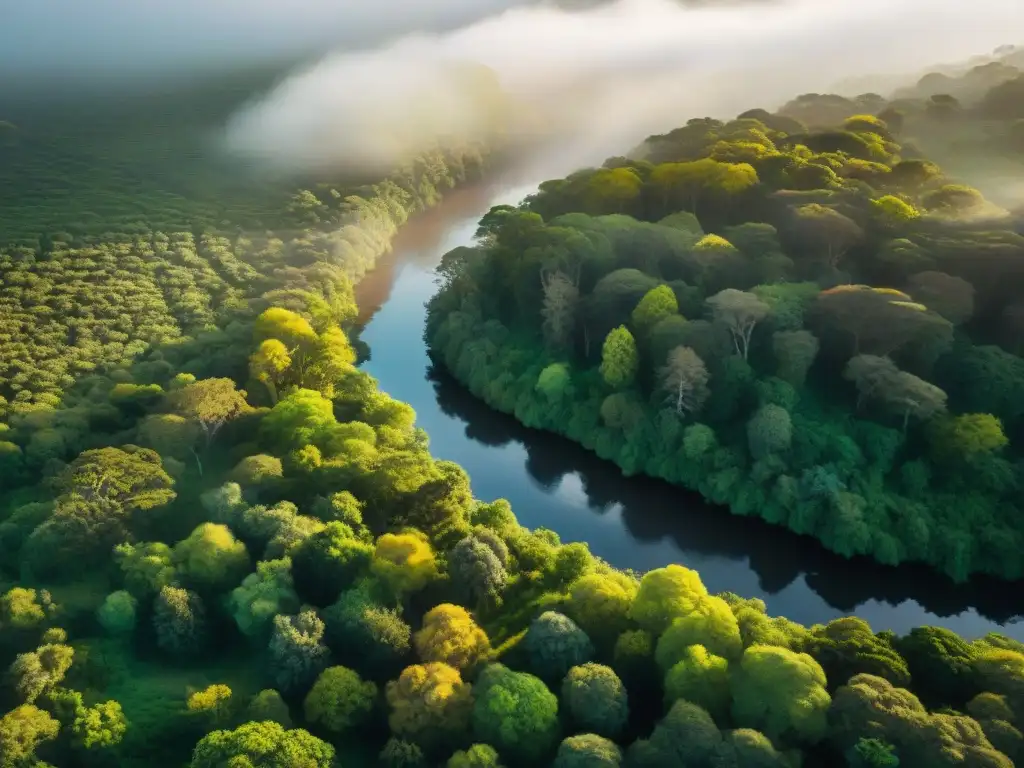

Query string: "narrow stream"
[356, 180, 1024, 639]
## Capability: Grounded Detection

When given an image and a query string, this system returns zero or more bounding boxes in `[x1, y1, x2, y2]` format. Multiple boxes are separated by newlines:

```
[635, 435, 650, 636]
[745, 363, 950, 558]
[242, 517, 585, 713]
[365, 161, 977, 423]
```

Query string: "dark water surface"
[356, 181, 1024, 640]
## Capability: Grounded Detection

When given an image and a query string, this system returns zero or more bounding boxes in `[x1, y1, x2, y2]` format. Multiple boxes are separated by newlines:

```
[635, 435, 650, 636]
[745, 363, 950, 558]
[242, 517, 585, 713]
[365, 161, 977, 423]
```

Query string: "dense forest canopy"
[427, 49, 1024, 586]
[3, 32, 1024, 768]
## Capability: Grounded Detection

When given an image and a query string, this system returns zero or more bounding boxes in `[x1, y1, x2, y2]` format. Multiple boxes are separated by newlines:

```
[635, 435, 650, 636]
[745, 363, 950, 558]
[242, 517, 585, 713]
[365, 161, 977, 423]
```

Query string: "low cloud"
[222, 0, 1021, 176]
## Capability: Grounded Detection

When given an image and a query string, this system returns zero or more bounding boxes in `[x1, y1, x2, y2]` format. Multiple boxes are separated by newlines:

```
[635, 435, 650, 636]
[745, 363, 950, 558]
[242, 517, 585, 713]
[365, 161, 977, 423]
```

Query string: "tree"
[747, 405, 793, 460]
[269, 610, 331, 694]
[648, 158, 758, 217]
[629, 564, 708, 635]
[170, 378, 248, 471]
[872, 195, 921, 228]
[97, 590, 138, 637]
[664, 644, 731, 721]
[472, 664, 560, 762]
[0, 588, 54, 633]
[449, 533, 509, 608]
[153, 586, 207, 657]
[846, 737, 900, 768]
[172, 523, 250, 593]
[561, 663, 628, 738]
[248, 689, 293, 728]
[929, 413, 1008, 462]
[658, 346, 710, 416]
[706, 289, 770, 360]
[187, 685, 234, 729]
[371, 531, 439, 599]
[8, 643, 74, 703]
[599, 326, 638, 389]
[137, 414, 202, 460]
[304, 665, 377, 734]
[828, 674, 1008, 768]
[790, 204, 864, 270]
[250, 339, 292, 405]
[772, 330, 819, 387]
[61, 446, 175, 513]
[291, 522, 373, 605]
[805, 617, 910, 689]
[323, 581, 411, 677]
[907, 271, 974, 325]
[379, 737, 427, 768]
[228, 558, 301, 639]
[627, 699, 722, 767]
[386, 662, 473, 750]
[655, 595, 743, 669]
[415, 604, 490, 672]
[448, 744, 503, 768]
[0, 704, 60, 768]
[565, 571, 638, 644]
[525, 611, 595, 681]
[893, 626, 977, 707]
[541, 270, 579, 350]
[553, 734, 623, 767]
[632, 286, 679, 336]
[730, 645, 831, 744]
[844, 355, 947, 429]
[115, 541, 176, 597]
[922, 184, 986, 214]
[191, 721, 335, 768]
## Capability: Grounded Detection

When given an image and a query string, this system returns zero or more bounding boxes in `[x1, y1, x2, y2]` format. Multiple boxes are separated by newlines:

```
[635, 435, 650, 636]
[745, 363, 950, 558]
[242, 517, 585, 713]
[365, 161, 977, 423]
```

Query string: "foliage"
[303, 665, 377, 734]
[471, 663, 560, 762]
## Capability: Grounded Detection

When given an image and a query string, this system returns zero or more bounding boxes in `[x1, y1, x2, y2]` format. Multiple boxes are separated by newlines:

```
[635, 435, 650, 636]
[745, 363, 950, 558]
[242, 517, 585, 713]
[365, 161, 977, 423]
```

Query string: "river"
[355, 179, 1024, 640]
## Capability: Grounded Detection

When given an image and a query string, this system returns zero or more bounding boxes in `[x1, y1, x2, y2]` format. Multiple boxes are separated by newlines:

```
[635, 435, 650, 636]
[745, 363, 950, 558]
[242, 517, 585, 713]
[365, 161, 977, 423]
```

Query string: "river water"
[356, 180, 1024, 640]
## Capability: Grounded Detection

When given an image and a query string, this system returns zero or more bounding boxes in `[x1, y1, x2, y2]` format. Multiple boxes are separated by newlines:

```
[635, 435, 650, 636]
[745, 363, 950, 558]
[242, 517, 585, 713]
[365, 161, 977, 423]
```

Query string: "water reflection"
[357, 183, 1024, 640]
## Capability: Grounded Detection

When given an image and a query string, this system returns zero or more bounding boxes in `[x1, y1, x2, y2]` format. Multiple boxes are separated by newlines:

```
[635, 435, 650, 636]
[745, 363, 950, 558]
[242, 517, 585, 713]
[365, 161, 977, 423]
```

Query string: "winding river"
[355, 179, 1024, 640]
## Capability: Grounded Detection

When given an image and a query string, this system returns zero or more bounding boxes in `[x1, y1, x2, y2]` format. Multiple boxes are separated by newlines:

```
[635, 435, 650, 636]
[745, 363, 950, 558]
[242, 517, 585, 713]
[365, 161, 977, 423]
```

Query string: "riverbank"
[351, 183, 1024, 639]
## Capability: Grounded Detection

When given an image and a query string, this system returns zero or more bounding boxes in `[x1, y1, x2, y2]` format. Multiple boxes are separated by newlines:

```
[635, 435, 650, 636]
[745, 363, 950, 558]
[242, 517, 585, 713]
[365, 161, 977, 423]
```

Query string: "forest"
[3, 40, 1024, 768]
[427, 47, 1024, 585]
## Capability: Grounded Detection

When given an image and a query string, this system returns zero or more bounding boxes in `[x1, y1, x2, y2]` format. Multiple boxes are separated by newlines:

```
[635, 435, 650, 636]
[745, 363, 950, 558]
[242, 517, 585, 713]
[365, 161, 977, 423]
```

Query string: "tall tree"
[658, 346, 710, 416]
[706, 290, 770, 360]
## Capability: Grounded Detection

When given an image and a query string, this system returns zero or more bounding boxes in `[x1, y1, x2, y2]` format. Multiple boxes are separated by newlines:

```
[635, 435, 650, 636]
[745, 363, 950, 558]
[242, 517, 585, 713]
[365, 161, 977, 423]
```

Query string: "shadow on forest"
[428, 360, 1024, 627]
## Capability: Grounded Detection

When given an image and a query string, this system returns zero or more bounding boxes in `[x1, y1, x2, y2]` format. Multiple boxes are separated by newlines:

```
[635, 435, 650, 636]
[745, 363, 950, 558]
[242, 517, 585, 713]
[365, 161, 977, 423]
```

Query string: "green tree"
[655, 595, 743, 669]
[172, 523, 250, 593]
[629, 564, 708, 635]
[599, 327, 639, 389]
[96, 590, 138, 637]
[269, 610, 331, 694]
[247, 689, 293, 728]
[632, 286, 679, 336]
[153, 586, 207, 657]
[472, 664, 560, 762]
[730, 645, 831, 744]
[553, 734, 623, 767]
[929, 413, 1008, 461]
[8, 643, 74, 703]
[525, 611, 595, 682]
[304, 665, 377, 735]
[448, 744, 504, 767]
[228, 558, 301, 640]
[566, 572, 638, 644]
[561, 663, 628, 738]
[170, 377, 248, 458]
[664, 644, 731, 721]
[290, 522, 373, 606]
[191, 721, 335, 768]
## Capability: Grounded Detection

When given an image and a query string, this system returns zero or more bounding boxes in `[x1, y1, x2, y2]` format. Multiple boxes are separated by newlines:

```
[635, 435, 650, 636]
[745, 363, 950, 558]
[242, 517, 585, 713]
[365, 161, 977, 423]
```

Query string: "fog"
[0, 0, 525, 85]
[221, 0, 1021, 176]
